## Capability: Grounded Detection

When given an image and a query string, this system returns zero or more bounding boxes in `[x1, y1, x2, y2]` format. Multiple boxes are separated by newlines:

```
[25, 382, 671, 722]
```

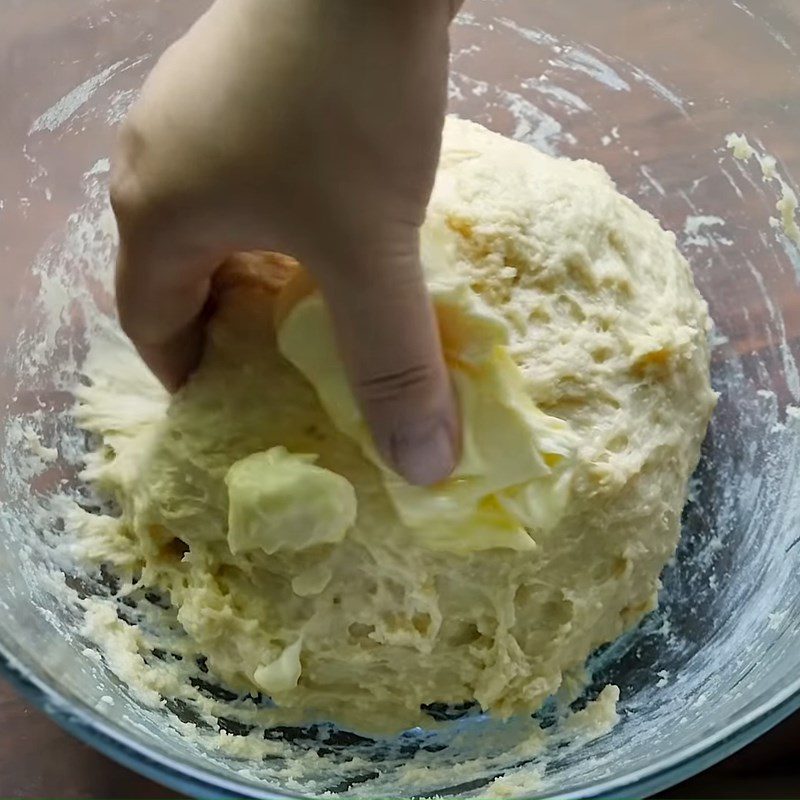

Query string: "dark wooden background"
[0, 679, 797, 798]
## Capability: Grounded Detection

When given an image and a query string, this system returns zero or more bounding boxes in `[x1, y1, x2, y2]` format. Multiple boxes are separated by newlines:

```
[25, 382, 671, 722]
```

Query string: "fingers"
[316, 232, 461, 486]
[126, 318, 206, 394]
[115, 237, 215, 393]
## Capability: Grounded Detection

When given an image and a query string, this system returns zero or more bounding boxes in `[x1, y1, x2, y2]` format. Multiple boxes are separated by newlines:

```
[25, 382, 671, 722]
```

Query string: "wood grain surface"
[0, 677, 797, 798]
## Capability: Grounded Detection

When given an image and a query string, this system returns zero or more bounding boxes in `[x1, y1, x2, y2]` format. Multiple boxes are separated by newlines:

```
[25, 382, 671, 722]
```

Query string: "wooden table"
[0, 678, 797, 798]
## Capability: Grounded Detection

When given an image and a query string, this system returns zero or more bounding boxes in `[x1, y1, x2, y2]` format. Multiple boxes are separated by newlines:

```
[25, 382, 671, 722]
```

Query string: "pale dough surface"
[76, 117, 716, 734]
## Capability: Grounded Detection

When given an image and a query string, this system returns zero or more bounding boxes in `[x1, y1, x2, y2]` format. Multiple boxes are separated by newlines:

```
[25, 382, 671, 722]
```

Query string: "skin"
[111, 0, 465, 486]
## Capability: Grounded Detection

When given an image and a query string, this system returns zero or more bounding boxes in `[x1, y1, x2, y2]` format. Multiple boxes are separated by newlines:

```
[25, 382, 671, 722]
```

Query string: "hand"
[111, 0, 464, 486]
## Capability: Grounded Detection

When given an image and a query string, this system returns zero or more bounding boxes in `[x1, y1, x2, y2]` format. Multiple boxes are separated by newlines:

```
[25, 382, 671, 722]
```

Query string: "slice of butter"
[276, 275, 578, 554]
[225, 447, 357, 555]
[254, 638, 303, 695]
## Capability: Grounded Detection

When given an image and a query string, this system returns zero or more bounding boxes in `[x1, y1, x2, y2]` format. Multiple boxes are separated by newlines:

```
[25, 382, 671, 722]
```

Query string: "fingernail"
[389, 418, 457, 487]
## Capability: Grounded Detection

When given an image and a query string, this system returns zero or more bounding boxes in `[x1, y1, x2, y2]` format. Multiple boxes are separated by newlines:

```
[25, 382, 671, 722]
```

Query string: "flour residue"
[29, 61, 128, 134]
[451, 12, 687, 164]
[521, 78, 591, 115]
[550, 48, 631, 93]
[449, 72, 574, 156]
[726, 132, 800, 249]
[682, 216, 732, 249]
[722, 133, 800, 400]
[29, 58, 148, 136]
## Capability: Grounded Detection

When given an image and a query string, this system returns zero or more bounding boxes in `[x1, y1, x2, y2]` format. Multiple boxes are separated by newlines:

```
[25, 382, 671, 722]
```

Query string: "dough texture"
[76, 117, 715, 733]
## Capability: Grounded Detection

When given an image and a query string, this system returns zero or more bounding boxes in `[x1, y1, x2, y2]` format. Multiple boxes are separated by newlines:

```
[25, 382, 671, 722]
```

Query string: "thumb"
[316, 236, 460, 487]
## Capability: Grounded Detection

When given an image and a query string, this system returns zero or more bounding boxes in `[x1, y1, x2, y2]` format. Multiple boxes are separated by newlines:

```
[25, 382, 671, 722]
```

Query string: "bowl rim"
[1, 636, 799, 799]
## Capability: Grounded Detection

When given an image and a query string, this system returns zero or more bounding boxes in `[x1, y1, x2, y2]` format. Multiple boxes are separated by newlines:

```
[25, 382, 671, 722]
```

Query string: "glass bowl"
[1, 1, 799, 797]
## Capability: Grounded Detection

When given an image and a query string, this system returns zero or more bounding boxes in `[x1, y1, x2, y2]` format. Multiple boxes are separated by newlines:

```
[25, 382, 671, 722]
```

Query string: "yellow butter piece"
[254, 638, 303, 695]
[276, 281, 578, 554]
[417, 495, 536, 554]
[225, 447, 357, 555]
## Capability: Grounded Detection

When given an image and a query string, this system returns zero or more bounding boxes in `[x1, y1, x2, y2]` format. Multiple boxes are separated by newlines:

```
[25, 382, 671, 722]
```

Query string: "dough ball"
[78, 118, 715, 733]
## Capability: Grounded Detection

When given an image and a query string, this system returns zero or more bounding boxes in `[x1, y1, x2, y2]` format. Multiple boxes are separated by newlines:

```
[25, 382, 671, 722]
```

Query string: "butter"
[276, 277, 578, 554]
[225, 447, 357, 555]
[254, 638, 303, 695]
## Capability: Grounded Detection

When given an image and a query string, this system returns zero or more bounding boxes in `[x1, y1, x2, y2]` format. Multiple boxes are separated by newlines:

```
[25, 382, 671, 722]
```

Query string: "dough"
[76, 117, 716, 733]
[276, 271, 579, 553]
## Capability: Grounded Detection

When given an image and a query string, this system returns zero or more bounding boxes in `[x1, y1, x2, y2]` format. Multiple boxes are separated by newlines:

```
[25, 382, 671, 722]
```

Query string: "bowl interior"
[1, 1, 799, 797]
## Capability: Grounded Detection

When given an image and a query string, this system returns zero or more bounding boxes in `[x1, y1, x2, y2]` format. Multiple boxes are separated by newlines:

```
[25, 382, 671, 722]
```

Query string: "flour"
[727, 132, 800, 248]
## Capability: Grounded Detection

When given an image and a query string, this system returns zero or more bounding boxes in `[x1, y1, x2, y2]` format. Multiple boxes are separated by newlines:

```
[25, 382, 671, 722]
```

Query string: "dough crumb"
[564, 685, 620, 738]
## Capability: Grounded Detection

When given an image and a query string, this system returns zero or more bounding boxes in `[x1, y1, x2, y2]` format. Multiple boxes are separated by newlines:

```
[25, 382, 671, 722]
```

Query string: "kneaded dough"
[77, 117, 716, 733]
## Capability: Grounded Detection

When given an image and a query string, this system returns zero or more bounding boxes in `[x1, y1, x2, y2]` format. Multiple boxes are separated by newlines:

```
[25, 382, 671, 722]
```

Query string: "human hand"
[111, 0, 464, 485]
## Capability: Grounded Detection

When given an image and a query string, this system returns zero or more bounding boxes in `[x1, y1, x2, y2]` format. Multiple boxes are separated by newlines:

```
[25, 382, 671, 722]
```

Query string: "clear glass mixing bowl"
[1, 1, 799, 797]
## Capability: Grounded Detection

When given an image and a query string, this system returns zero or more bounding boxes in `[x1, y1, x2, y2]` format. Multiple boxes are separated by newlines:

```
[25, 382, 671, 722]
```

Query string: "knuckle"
[114, 287, 148, 342]
[358, 362, 439, 404]
[116, 297, 169, 349]
[109, 119, 171, 229]
[116, 308, 141, 342]
[109, 171, 143, 224]
[110, 145, 148, 224]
